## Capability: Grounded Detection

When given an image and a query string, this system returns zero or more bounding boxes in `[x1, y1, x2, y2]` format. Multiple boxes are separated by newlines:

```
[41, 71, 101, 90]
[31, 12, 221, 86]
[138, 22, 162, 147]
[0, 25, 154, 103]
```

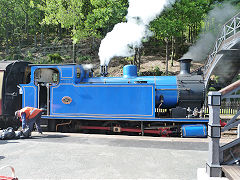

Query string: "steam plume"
[182, 3, 238, 61]
[99, 0, 175, 66]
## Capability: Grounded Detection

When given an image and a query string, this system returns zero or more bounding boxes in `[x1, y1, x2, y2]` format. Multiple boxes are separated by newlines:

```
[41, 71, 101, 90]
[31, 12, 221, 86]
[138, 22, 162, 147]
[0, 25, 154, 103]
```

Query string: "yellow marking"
[44, 115, 155, 120]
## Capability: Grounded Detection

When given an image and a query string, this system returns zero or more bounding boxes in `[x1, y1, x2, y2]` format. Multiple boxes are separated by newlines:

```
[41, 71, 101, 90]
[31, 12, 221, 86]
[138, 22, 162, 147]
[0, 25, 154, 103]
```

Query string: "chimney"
[100, 65, 108, 77]
[178, 59, 192, 75]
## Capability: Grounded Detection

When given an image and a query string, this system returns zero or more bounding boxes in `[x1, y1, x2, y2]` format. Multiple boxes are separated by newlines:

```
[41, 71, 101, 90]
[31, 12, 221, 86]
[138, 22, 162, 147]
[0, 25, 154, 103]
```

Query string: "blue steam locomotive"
[0, 59, 208, 137]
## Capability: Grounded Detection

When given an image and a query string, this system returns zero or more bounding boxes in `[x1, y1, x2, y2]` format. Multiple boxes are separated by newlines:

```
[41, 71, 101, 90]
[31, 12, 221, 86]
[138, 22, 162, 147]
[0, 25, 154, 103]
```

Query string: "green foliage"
[118, 57, 133, 65]
[208, 87, 216, 91]
[0, 0, 44, 60]
[5, 54, 15, 60]
[124, 56, 134, 62]
[52, 37, 63, 45]
[150, 0, 210, 41]
[24, 51, 34, 61]
[40, 0, 84, 27]
[63, 55, 71, 60]
[37, 54, 63, 64]
[138, 66, 164, 76]
[210, 75, 219, 83]
[77, 55, 92, 63]
[85, 0, 128, 37]
[47, 53, 63, 64]
[0, 0, 238, 63]
[37, 58, 50, 64]
[0, 0, 43, 37]
[237, 90, 240, 95]
[237, 74, 240, 80]
[153, 66, 163, 76]
[39, 0, 94, 43]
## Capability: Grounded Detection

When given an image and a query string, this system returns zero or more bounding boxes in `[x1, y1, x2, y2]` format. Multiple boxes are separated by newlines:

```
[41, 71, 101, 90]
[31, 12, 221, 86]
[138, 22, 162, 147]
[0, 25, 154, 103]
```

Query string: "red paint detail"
[79, 125, 173, 136]
[0, 175, 18, 180]
[144, 129, 161, 134]
[121, 128, 141, 133]
[80, 126, 111, 131]
[220, 120, 227, 127]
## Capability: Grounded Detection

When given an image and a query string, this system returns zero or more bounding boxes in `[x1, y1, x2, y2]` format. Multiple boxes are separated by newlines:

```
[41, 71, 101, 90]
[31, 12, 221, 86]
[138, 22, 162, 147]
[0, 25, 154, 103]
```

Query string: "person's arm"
[21, 112, 27, 129]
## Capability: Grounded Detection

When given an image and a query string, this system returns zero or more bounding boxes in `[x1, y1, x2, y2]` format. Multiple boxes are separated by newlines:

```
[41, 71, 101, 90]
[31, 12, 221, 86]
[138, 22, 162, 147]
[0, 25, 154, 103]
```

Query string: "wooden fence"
[154, 101, 240, 116]
[205, 101, 240, 115]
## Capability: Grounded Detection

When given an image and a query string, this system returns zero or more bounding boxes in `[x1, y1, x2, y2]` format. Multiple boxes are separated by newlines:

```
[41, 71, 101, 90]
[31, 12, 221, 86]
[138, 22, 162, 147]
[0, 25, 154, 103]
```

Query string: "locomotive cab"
[19, 64, 86, 115]
[34, 68, 60, 114]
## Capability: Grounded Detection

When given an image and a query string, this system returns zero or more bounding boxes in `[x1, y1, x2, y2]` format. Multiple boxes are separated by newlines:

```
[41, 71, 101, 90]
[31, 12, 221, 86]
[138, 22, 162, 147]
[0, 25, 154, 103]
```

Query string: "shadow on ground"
[0, 140, 19, 145]
[32, 134, 68, 139]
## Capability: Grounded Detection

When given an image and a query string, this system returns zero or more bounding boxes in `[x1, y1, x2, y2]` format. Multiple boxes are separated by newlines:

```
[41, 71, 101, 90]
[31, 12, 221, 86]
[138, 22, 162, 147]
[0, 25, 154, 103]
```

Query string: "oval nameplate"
[62, 96, 72, 104]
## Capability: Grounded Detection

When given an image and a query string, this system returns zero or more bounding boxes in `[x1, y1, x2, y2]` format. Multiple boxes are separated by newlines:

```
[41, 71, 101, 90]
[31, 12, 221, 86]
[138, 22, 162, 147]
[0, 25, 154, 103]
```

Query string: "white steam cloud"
[99, 0, 174, 66]
[182, 3, 238, 61]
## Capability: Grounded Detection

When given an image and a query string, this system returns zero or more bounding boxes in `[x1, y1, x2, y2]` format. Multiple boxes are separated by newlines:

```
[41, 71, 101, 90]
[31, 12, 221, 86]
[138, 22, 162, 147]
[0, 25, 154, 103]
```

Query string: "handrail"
[203, 12, 240, 86]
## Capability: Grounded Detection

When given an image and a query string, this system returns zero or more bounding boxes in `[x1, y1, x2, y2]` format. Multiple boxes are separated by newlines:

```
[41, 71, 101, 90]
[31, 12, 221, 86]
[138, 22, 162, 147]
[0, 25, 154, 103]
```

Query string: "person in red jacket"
[15, 107, 43, 135]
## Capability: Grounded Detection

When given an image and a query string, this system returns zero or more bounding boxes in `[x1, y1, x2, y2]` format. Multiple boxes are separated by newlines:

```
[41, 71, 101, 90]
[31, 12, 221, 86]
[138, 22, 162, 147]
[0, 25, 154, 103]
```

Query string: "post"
[206, 91, 222, 177]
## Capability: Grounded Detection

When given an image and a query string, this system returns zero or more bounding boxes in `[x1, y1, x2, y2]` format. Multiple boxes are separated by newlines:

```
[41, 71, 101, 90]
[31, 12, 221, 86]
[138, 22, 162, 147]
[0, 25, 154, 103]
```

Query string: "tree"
[150, 3, 184, 72]
[39, 0, 91, 62]
[150, 0, 211, 72]
[39, 0, 128, 62]
[84, 0, 128, 37]
[0, 0, 44, 55]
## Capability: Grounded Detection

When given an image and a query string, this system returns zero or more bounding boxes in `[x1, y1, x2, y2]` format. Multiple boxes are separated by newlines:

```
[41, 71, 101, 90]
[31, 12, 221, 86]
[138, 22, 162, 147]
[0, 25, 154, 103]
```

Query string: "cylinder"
[178, 59, 192, 75]
[181, 124, 207, 137]
[123, 65, 138, 78]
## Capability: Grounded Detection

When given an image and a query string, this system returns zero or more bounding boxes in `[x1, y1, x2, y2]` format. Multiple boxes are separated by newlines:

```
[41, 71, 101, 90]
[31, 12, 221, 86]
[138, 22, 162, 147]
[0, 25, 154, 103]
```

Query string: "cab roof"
[28, 63, 77, 66]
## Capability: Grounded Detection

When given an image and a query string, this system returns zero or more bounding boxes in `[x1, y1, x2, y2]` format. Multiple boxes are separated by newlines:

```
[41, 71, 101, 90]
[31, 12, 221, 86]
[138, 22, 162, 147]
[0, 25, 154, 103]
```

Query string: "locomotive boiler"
[16, 58, 207, 137]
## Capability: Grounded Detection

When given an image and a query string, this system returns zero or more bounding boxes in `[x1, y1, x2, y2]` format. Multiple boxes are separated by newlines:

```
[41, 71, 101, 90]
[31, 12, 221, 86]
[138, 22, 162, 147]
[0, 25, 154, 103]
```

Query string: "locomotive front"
[104, 58, 205, 118]
[172, 59, 205, 118]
